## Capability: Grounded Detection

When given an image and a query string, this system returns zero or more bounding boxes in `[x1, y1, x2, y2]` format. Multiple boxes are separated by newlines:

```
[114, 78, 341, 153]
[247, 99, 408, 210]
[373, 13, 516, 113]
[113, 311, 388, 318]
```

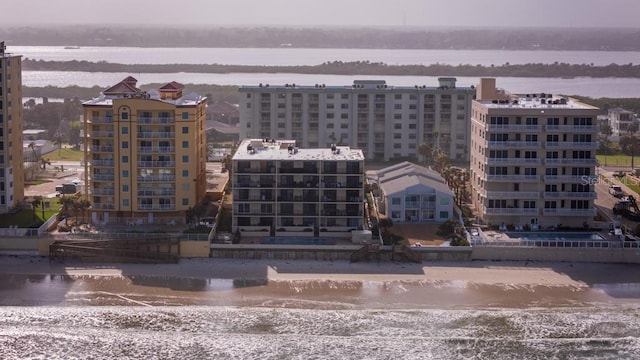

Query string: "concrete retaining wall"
[471, 246, 640, 263]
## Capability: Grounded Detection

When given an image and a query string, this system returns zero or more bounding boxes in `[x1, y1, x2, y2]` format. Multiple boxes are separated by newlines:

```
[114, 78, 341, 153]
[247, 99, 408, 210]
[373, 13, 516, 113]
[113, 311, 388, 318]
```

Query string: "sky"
[1, 0, 639, 28]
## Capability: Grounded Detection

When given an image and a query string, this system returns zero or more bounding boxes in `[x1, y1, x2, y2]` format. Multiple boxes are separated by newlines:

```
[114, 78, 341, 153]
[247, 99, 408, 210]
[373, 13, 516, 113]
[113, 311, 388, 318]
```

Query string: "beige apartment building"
[239, 78, 475, 162]
[470, 78, 600, 229]
[0, 43, 24, 214]
[232, 139, 365, 238]
[83, 77, 207, 225]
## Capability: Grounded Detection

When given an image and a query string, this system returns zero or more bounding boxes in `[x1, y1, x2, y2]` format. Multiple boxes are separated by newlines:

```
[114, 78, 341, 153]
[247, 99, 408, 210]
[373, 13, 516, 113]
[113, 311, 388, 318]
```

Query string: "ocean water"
[1, 305, 639, 359]
[1, 274, 639, 359]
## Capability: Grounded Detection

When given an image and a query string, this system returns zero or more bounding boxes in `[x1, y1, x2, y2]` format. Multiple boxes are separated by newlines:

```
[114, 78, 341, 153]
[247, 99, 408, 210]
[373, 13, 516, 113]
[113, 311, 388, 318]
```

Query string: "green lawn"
[0, 198, 62, 228]
[623, 175, 640, 195]
[43, 147, 84, 162]
[597, 154, 640, 167]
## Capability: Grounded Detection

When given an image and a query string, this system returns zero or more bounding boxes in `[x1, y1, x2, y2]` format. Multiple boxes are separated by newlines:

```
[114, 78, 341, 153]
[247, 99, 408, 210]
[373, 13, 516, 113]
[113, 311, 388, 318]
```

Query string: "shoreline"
[2, 255, 640, 286]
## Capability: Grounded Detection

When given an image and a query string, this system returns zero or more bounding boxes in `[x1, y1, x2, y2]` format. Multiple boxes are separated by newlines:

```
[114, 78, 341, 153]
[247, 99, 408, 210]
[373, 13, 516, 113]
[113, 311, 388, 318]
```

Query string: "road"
[595, 169, 639, 231]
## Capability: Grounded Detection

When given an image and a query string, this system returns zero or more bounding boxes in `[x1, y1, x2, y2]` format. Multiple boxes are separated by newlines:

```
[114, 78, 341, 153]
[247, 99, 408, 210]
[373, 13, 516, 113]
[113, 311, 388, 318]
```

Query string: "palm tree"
[31, 196, 42, 222]
[40, 157, 51, 170]
[52, 132, 65, 156]
[28, 142, 39, 163]
[418, 142, 433, 166]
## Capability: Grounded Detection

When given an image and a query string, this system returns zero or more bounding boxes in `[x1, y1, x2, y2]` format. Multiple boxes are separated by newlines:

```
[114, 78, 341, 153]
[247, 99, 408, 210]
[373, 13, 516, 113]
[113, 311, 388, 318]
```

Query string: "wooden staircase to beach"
[49, 237, 180, 263]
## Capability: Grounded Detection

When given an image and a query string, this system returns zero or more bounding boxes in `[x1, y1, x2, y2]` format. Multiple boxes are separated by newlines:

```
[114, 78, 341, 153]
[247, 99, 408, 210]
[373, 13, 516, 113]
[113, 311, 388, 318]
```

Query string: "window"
[182, 155, 189, 162]
[182, 112, 189, 120]
[122, 155, 128, 163]
[340, 123, 348, 129]
[122, 126, 128, 134]
[182, 126, 189, 134]
[341, 94, 349, 100]
[392, 197, 401, 205]
[409, 124, 416, 129]
[523, 201, 536, 208]
[394, 124, 402, 129]
[391, 211, 401, 219]
[439, 211, 449, 219]
[341, 113, 349, 119]
[440, 198, 450, 205]
[122, 141, 128, 149]
[341, 103, 348, 109]
[123, 199, 129, 207]
[121, 112, 129, 120]
[394, 94, 402, 100]
[544, 201, 557, 209]
[182, 169, 189, 177]
[182, 140, 189, 148]
[122, 184, 129, 192]
[327, 123, 334, 129]
[183, 198, 189, 206]
[394, 104, 402, 110]
[122, 170, 129, 177]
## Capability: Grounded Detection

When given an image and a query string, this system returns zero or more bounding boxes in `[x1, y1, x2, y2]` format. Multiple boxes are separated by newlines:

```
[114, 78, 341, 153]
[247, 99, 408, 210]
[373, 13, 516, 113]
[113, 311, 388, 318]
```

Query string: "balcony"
[545, 141, 598, 149]
[137, 161, 176, 168]
[137, 132, 176, 139]
[91, 146, 114, 153]
[484, 207, 539, 215]
[544, 158, 598, 165]
[486, 158, 542, 165]
[90, 131, 114, 138]
[544, 175, 596, 183]
[484, 175, 540, 182]
[92, 174, 115, 181]
[92, 188, 115, 195]
[92, 203, 115, 210]
[137, 204, 176, 211]
[137, 147, 176, 153]
[484, 191, 539, 199]
[543, 192, 597, 199]
[545, 124, 598, 132]
[486, 124, 542, 132]
[137, 117, 174, 124]
[486, 141, 541, 148]
[137, 175, 176, 182]
[542, 208, 597, 216]
[90, 117, 113, 124]
[137, 189, 176, 196]
[91, 160, 115, 167]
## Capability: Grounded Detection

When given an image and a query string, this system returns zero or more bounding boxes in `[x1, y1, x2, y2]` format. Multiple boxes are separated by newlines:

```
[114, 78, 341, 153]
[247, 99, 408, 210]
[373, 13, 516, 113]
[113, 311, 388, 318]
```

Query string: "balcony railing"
[90, 117, 113, 124]
[486, 124, 542, 132]
[486, 158, 541, 165]
[543, 192, 597, 199]
[91, 146, 114, 152]
[137, 175, 176, 182]
[91, 160, 115, 167]
[137, 117, 176, 124]
[92, 203, 115, 210]
[486, 141, 541, 148]
[137, 204, 176, 211]
[545, 124, 598, 132]
[92, 174, 115, 181]
[544, 175, 596, 183]
[137, 132, 176, 139]
[137, 190, 176, 196]
[544, 158, 598, 165]
[484, 207, 539, 215]
[484, 175, 540, 182]
[137, 147, 175, 153]
[92, 188, 115, 195]
[137, 161, 176, 168]
[542, 208, 597, 216]
[90, 131, 114, 138]
[484, 191, 539, 199]
[545, 141, 599, 149]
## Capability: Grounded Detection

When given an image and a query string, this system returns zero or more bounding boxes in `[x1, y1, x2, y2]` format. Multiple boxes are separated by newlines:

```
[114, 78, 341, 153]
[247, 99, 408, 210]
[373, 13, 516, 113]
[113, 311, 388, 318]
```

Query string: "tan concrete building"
[83, 77, 207, 225]
[232, 139, 365, 239]
[0, 43, 24, 213]
[470, 78, 600, 229]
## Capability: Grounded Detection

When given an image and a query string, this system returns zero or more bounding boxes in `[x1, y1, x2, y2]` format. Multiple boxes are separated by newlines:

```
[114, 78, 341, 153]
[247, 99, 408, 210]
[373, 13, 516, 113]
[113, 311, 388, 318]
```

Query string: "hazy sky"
[1, 0, 639, 28]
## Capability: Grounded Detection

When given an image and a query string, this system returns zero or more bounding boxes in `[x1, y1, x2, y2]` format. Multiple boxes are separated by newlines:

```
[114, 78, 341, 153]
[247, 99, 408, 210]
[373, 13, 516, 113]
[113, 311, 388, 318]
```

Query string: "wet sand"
[1, 256, 640, 308]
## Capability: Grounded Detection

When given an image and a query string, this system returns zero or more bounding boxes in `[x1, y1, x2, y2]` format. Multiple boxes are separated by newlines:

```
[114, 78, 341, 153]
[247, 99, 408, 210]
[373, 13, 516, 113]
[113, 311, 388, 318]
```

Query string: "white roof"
[233, 139, 364, 161]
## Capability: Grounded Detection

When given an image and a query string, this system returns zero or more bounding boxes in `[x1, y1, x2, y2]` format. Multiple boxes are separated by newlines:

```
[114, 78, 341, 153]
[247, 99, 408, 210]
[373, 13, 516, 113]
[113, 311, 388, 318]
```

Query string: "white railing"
[486, 158, 542, 165]
[484, 207, 539, 215]
[545, 141, 598, 149]
[487, 141, 542, 148]
[542, 208, 597, 216]
[486, 124, 542, 132]
[544, 175, 596, 183]
[543, 192, 596, 199]
[484, 191, 539, 199]
[485, 174, 540, 182]
[545, 124, 598, 132]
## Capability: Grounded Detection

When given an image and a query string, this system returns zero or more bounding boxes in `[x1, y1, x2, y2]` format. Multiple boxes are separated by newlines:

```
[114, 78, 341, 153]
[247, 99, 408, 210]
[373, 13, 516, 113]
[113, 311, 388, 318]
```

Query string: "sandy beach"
[2, 255, 640, 308]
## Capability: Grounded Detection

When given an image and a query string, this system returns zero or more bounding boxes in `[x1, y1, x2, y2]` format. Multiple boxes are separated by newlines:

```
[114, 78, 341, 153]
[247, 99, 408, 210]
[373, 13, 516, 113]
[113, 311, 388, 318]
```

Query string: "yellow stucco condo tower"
[83, 77, 207, 226]
[0, 42, 24, 214]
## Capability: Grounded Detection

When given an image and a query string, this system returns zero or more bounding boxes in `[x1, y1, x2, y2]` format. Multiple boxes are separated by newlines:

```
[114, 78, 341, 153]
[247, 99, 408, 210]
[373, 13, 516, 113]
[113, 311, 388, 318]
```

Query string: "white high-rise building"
[470, 78, 600, 229]
[239, 78, 475, 162]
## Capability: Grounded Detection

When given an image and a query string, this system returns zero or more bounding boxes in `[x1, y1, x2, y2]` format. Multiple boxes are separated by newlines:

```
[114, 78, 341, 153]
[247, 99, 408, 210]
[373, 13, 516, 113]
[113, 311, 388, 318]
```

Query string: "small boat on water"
[63, 46, 80, 50]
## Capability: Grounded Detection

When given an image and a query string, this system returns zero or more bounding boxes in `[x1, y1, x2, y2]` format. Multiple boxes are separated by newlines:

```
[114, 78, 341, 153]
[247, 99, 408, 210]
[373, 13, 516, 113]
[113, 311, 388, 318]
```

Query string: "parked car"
[609, 185, 624, 198]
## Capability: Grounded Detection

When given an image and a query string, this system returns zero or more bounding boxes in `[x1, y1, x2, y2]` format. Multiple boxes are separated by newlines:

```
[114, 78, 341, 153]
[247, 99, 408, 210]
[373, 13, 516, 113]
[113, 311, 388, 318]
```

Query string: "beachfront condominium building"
[232, 139, 365, 238]
[608, 107, 638, 141]
[239, 78, 475, 162]
[0, 42, 24, 214]
[82, 77, 207, 225]
[470, 78, 600, 229]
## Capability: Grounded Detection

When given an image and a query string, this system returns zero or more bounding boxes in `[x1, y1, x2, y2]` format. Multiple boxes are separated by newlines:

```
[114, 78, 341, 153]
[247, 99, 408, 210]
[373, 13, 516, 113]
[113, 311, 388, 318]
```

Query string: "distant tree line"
[22, 59, 640, 78]
[3, 25, 640, 51]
